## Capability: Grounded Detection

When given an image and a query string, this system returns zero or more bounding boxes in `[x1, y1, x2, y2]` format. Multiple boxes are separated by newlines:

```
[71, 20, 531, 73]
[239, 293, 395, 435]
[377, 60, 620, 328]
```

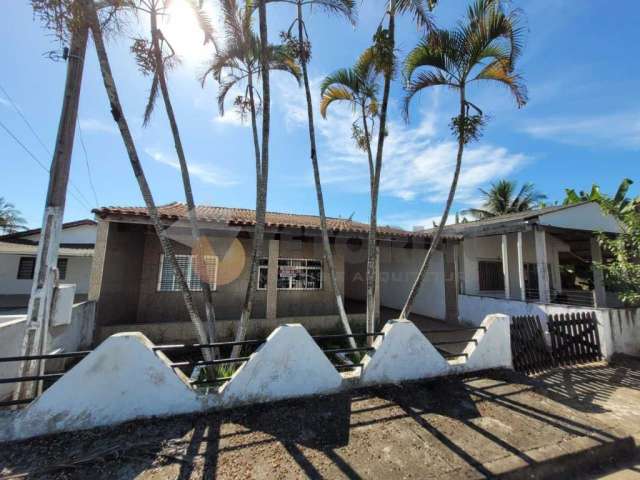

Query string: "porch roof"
[421, 201, 622, 238]
[93, 203, 459, 241]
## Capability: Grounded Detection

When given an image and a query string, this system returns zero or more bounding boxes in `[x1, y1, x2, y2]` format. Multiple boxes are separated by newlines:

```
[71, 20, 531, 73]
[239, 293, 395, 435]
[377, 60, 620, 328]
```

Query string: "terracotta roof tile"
[93, 203, 449, 239]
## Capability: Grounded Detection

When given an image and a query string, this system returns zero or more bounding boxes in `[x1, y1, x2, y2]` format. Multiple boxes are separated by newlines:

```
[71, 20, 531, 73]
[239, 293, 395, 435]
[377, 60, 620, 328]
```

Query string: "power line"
[0, 82, 95, 210]
[0, 118, 92, 211]
[76, 119, 100, 206]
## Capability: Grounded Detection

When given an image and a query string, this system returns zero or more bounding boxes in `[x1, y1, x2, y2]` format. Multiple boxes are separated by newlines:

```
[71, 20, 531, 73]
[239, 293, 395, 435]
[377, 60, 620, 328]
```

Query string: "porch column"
[501, 234, 510, 299]
[590, 236, 606, 307]
[266, 239, 279, 320]
[534, 227, 551, 304]
[374, 245, 381, 325]
[517, 231, 526, 301]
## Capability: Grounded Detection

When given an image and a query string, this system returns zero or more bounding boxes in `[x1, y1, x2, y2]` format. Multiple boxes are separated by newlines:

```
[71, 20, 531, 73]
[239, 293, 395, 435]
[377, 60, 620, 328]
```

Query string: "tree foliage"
[462, 179, 546, 220]
[0, 198, 26, 234]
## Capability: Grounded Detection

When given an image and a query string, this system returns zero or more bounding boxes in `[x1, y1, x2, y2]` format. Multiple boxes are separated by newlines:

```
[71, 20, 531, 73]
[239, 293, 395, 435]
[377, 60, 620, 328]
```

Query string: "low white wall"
[0, 316, 28, 400]
[0, 316, 513, 443]
[0, 301, 95, 401]
[459, 294, 640, 360]
[361, 319, 450, 385]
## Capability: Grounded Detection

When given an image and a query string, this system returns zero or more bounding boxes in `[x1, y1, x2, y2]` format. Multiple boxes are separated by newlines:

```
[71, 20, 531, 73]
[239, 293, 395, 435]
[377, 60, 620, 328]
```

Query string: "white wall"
[0, 301, 95, 401]
[21, 223, 96, 245]
[379, 246, 445, 319]
[539, 202, 621, 233]
[458, 293, 640, 361]
[461, 232, 570, 297]
[0, 254, 92, 295]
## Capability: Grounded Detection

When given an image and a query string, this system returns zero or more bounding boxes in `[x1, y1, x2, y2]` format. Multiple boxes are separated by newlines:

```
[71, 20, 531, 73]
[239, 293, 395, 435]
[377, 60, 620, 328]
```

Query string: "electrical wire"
[0, 118, 92, 211]
[0, 81, 95, 209]
[76, 119, 100, 206]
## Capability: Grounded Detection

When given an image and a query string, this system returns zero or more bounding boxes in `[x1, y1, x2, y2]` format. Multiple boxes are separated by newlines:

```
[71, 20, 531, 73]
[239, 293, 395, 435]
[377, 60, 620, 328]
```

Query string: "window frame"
[17, 257, 36, 280]
[478, 259, 505, 292]
[257, 257, 323, 291]
[157, 254, 218, 292]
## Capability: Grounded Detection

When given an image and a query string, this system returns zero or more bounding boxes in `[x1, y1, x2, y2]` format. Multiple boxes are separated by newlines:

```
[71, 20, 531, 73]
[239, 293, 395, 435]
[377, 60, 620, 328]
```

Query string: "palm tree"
[400, 0, 527, 319]
[564, 178, 639, 219]
[462, 180, 546, 219]
[202, 0, 299, 357]
[320, 48, 380, 334]
[83, 0, 215, 364]
[363, 0, 436, 336]
[131, 0, 218, 352]
[273, 0, 358, 348]
[0, 198, 26, 234]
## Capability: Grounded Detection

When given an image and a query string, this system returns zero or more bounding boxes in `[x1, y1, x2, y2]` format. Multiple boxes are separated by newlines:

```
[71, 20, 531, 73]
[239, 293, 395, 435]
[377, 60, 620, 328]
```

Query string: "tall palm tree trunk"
[400, 86, 466, 319]
[85, 0, 213, 365]
[367, 2, 395, 335]
[149, 10, 217, 353]
[231, 0, 270, 358]
[297, 2, 356, 349]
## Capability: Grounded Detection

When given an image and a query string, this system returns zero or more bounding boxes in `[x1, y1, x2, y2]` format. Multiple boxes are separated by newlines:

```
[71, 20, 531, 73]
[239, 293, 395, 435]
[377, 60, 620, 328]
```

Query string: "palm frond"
[394, 0, 435, 30]
[182, 0, 217, 46]
[143, 72, 160, 126]
[311, 0, 357, 25]
[320, 86, 355, 118]
[473, 58, 527, 107]
[403, 70, 453, 119]
[217, 76, 240, 115]
[320, 68, 360, 96]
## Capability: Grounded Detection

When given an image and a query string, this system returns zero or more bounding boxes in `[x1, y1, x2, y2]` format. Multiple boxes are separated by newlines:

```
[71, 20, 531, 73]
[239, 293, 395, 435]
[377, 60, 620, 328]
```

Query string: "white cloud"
[522, 112, 640, 149]
[145, 148, 238, 186]
[79, 118, 118, 135]
[276, 76, 528, 206]
[212, 110, 249, 128]
[0, 97, 10, 108]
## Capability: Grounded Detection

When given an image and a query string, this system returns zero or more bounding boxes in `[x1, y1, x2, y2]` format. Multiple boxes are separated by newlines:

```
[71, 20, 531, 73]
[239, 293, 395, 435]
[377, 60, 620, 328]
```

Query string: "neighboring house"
[421, 201, 623, 324]
[0, 220, 97, 310]
[89, 201, 621, 344]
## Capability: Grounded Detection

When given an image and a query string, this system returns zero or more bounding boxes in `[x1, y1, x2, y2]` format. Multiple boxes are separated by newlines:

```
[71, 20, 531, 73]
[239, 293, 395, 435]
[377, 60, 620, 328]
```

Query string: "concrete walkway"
[3, 357, 640, 479]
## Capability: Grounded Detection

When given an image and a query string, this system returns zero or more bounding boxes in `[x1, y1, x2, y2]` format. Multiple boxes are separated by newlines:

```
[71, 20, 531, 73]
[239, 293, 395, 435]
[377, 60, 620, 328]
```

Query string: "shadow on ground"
[1, 363, 640, 479]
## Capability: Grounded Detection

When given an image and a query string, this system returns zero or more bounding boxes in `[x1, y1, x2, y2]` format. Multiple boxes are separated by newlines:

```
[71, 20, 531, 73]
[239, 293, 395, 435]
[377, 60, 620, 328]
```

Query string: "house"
[0, 220, 97, 310]
[421, 201, 623, 325]
[89, 203, 459, 343]
[88, 201, 622, 344]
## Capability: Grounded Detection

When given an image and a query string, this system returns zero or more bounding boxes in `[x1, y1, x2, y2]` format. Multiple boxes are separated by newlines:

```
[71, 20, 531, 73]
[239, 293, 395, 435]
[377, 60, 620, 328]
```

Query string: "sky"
[1, 0, 639, 231]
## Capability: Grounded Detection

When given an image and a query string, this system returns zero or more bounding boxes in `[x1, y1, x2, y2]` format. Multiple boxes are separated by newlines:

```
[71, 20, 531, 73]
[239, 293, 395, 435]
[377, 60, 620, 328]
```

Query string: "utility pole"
[13, 15, 89, 403]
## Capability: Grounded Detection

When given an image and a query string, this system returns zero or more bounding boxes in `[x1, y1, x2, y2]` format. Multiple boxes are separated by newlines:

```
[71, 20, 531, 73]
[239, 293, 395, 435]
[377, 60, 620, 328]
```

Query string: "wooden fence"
[510, 312, 602, 375]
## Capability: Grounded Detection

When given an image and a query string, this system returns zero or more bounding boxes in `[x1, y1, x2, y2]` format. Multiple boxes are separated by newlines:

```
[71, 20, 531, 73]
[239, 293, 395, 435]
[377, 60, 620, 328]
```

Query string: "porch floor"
[345, 300, 478, 357]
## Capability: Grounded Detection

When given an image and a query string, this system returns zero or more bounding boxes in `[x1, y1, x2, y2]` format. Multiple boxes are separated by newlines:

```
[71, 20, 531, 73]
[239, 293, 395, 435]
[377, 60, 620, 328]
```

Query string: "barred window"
[157, 254, 218, 292]
[17, 257, 36, 279]
[478, 260, 504, 291]
[17, 257, 68, 280]
[258, 258, 323, 290]
[57, 258, 68, 280]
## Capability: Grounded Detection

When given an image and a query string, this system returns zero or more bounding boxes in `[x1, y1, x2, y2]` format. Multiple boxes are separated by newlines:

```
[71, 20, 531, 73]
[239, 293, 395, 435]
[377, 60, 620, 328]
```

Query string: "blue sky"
[2, 0, 639, 230]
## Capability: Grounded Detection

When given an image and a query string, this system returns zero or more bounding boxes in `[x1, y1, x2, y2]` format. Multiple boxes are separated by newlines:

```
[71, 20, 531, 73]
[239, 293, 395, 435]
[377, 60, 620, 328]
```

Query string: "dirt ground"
[2, 357, 640, 479]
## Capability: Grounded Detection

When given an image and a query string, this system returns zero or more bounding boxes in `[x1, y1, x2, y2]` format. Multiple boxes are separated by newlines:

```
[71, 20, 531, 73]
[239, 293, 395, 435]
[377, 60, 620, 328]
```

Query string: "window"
[157, 254, 218, 292]
[258, 258, 323, 290]
[57, 258, 68, 280]
[478, 260, 504, 291]
[17, 257, 36, 279]
[17, 257, 67, 280]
